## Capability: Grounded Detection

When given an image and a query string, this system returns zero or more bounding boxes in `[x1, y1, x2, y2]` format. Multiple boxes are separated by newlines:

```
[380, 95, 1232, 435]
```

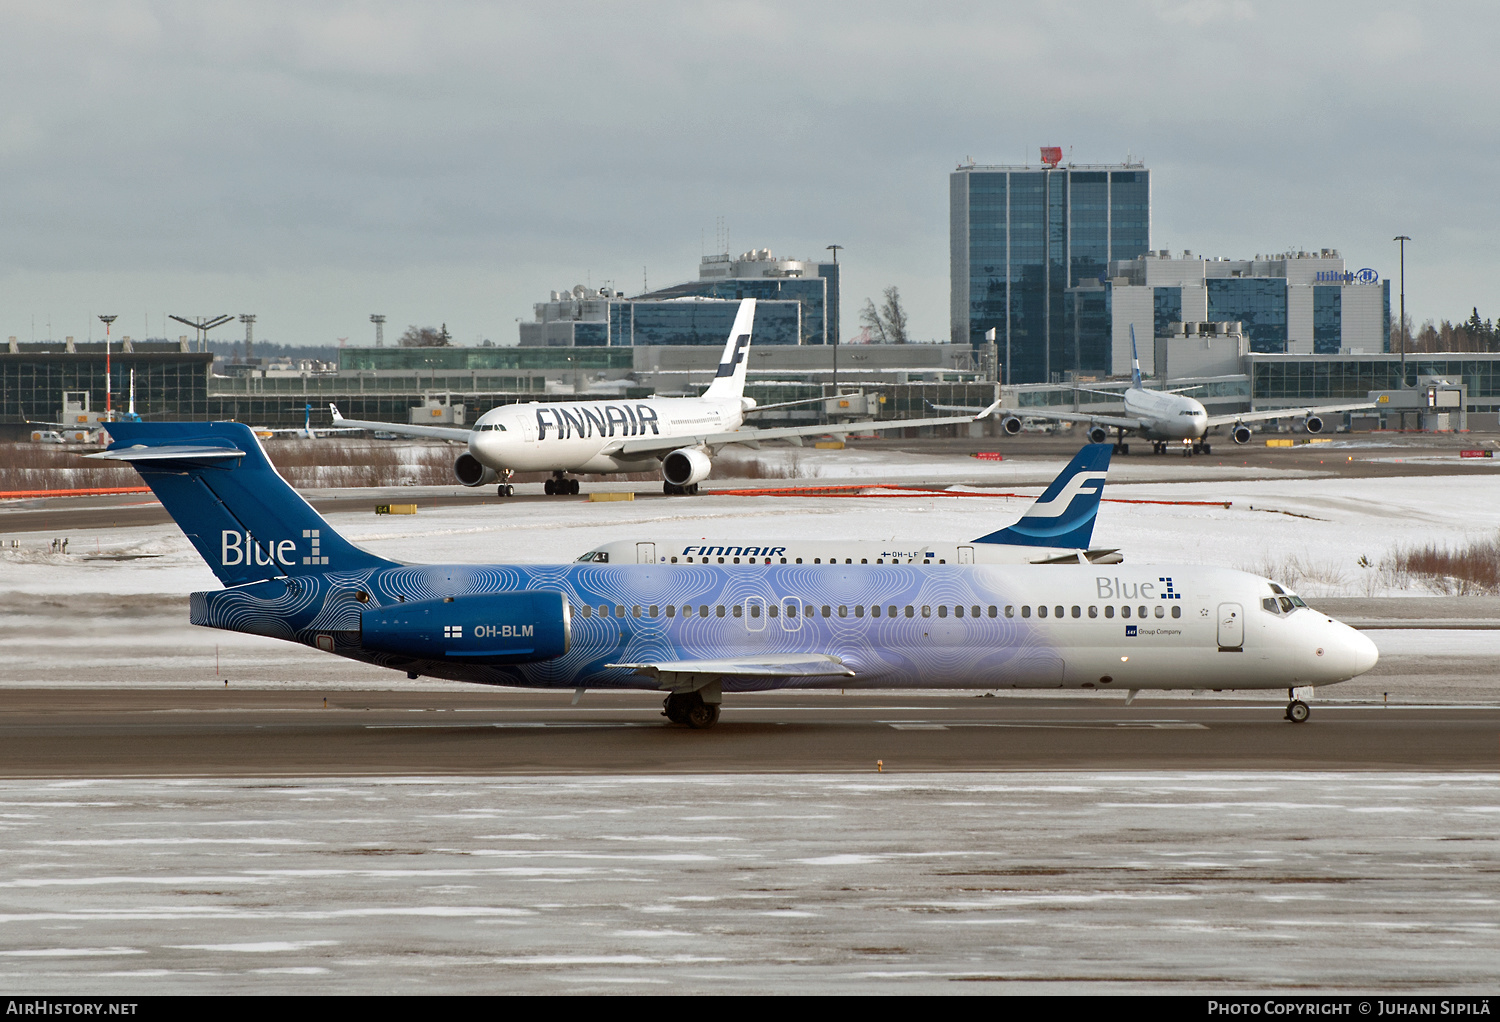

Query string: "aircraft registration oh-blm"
[330, 299, 983, 497]
[93, 421, 1377, 729]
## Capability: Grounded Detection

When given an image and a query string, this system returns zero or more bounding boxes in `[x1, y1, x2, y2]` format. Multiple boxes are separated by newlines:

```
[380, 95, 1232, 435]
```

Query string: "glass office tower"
[951, 162, 1150, 383]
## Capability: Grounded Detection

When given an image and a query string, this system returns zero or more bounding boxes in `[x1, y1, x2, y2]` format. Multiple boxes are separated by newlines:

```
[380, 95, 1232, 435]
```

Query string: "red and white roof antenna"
[1040, 146, 1062, 168]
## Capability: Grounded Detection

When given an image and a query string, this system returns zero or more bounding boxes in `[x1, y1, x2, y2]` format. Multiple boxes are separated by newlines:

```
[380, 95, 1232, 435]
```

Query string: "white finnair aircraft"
[332, 300, 978, 496]
[982, 328, 1375, 456]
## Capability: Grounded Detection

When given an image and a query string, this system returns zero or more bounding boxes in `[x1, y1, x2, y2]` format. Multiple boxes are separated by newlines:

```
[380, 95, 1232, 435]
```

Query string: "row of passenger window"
[673, 556, 945, 564]
[575, 603, 1184, 621]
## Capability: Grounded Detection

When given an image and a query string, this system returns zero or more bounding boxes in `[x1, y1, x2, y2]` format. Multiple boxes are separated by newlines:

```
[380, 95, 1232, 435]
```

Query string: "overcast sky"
[1, 1, 1495, 348]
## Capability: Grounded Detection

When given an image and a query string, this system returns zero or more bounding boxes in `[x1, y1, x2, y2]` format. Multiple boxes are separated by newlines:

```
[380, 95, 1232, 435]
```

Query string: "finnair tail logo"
[715, 334, 751, 378]
[1025, 472, 1106, 519]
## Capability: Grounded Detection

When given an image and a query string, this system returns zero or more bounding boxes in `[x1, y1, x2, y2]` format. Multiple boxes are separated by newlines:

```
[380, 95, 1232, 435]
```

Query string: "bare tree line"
[1389, 308, 1498, 354]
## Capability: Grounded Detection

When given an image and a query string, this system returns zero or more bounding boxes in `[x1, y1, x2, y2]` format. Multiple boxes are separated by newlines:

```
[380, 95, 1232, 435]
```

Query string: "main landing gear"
[663, 482, 700, 496]
[663, 691, 719, 729]
[544, 472, 580, 496]
[1285, 689, 1311, 723]
[1150, 440, 1212, 456]
[496, 470, 515, 498]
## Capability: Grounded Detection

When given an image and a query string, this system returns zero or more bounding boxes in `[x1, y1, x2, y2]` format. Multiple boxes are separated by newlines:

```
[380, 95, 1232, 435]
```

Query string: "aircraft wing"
[328, 404, 473, 441]
[1001, 406, 1146, 432]
[609, 413, 984, 457]
[1203, 402, 1376, 429]
[606, 653, 855, 683]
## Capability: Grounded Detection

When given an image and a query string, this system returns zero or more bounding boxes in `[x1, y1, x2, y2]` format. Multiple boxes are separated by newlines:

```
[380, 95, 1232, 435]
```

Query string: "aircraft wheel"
[662, 693, 690, 724]
[496, 484, 510, 498]
[663, 481, 682, 495]
[685, 700, 720, 729]
[568, 479, 580, 495]
[687, 483, 699, 495]
[1202, 443, 1212, 455]
[1286, 699, 1310, 723]
[543, 478, 555, 495]
[1119, 443, 1129, 455]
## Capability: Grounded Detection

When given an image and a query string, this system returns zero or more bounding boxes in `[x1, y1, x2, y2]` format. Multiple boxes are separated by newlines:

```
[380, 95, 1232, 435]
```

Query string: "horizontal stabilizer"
[88, 444, 245, 463]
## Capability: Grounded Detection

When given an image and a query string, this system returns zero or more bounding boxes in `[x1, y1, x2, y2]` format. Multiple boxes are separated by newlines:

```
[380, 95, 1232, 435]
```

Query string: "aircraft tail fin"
[92, 421, 397, 587]
[701, 299, 756, 402]
[972, 443, 1112, 548]
[1130, 324, 1143, 390]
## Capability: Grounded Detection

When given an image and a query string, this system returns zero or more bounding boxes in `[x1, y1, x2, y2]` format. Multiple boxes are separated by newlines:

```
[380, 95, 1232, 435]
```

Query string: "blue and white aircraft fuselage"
[94, 421, 1377, 728]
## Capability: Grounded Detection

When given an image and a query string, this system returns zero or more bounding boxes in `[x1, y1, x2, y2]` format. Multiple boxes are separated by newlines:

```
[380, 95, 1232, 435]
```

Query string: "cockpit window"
[1269, 583, 1285, 595]
[576, 551, 596, 562]
[476, 422, 506, 431]
[1277, 597, 1295, 613]
[1262, 598, 1281, 614]
[1289, 595, 1307, 608]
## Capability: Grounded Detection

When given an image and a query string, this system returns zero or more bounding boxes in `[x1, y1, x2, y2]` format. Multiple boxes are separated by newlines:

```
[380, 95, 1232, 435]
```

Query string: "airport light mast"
[168, 314, 234, 353]
[371, 314, 386, 348]
[98, 314, 117, 416]
[1393, 235, 1410, 385]
[826, 245, 842, 393]
[238, 314, 256, 362]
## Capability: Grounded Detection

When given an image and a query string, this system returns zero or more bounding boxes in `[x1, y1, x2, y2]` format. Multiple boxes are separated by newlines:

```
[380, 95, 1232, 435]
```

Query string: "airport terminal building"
[518, 249, 840, 348]
[951, 159, 1152, 383]
[951, 160, 1392, 384]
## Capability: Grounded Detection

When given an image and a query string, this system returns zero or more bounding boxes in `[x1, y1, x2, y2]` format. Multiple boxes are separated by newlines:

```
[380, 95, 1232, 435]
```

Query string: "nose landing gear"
[1285, 689, 1311, 723]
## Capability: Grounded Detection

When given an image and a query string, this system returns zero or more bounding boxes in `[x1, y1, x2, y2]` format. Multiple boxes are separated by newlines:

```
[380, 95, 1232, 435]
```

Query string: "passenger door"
[636, 543, 656, 564]
[1217, 603, 1243, 652]
[957, 546, 974, 564]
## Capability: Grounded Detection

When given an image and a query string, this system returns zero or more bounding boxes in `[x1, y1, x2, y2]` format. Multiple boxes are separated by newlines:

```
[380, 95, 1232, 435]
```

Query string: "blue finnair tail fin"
[971, 443, 1112, 548]
[92, 421, 397, 587]
[1130, 324, 1143, 390]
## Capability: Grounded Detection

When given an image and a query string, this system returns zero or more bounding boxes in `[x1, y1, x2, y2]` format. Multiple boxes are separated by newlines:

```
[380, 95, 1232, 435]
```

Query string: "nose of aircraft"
[1325, 619, 1379, 680]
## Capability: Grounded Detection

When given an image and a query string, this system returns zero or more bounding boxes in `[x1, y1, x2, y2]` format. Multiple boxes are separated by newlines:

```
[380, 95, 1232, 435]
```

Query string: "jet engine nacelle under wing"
[1087, 425, 1109, 445]
[362, 591, 570, 664]
[1001, 415, 1024, 436]
[663, 447, 713, 487]
[1232, 425, 1253, 445]
[454, 452, 498, 487]
[1304, 415, 1324, 434]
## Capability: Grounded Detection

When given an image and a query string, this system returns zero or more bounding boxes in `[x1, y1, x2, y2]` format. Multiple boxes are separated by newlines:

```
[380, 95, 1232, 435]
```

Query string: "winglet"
[971, 443, 1112, 548]
[973, 397, 1003, 420]
[1130, 325, 1143, 390]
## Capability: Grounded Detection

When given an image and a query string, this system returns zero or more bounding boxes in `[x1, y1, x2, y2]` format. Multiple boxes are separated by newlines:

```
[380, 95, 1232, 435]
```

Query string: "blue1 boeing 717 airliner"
[93, 421, 1378, 728]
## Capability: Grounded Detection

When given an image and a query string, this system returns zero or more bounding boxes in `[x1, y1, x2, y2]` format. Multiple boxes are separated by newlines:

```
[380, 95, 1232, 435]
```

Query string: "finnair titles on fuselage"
[94, 422, 1377, 729]
[331, 299, 978, 496]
